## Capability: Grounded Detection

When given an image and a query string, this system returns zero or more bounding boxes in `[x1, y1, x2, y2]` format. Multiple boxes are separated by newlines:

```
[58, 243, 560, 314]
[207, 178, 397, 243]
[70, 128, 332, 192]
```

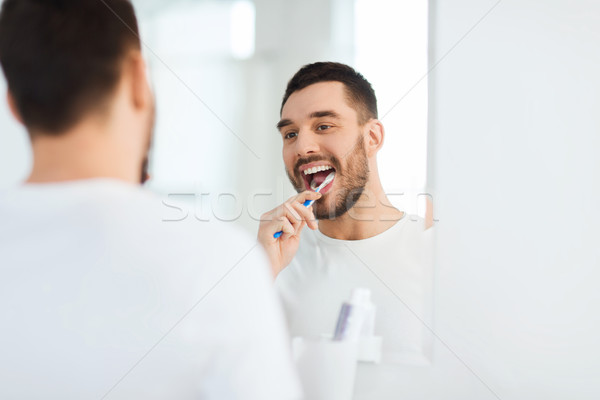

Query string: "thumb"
[296, 190, 322, 203]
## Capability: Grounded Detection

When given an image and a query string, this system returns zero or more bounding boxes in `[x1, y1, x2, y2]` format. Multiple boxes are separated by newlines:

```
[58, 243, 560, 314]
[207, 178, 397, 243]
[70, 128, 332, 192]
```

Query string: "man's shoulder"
[86, 183, 252, 245]
[288, 216, 431, 263]
[0, 180, 262, 271]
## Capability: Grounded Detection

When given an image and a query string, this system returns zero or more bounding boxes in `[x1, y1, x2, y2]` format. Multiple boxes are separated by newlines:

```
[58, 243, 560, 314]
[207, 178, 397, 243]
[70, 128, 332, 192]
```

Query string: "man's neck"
[317, 182, 404, 241]
[26, 123, 139, 184]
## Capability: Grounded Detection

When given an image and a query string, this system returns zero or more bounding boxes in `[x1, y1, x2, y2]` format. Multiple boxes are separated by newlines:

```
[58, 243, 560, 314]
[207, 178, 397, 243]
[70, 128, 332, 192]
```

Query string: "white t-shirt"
[275, 215, 433, 395]
[0, 179, 301, 400]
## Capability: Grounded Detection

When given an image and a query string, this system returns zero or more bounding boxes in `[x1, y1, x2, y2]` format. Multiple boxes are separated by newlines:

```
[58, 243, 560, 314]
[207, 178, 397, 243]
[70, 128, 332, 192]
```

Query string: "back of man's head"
[0, 0, 140, 136]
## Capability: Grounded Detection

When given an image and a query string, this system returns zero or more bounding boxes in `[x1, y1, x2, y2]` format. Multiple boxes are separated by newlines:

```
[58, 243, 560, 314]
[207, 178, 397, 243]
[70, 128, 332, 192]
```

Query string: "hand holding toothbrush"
[257, 190, 322, 278]
[258, 171, 335, 277]
[273, 171, 335, 238]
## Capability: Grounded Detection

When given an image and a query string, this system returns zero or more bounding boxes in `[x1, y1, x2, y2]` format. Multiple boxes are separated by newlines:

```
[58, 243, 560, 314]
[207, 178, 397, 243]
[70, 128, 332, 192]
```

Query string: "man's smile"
[298, 162, 337, 193]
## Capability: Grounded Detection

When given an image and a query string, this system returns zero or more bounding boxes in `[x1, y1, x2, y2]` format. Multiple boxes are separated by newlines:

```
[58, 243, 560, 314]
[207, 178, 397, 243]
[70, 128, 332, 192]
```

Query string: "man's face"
[278, 81, 369, 220]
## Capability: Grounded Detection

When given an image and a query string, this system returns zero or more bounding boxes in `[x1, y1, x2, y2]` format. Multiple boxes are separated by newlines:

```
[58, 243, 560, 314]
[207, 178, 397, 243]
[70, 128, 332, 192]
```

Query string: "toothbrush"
[273, 171, 335, 239]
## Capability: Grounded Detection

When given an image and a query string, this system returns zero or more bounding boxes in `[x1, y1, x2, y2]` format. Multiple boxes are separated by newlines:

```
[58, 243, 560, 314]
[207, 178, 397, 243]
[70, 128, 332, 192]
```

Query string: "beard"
[286, 134, 369, 220]
[140, 156, 149, 184]
[140, 96, 156, 184]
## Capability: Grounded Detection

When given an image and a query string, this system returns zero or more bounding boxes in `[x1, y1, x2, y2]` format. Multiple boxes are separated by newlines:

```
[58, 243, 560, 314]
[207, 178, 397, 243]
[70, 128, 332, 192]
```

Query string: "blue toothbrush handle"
[273, 199, 316, 239]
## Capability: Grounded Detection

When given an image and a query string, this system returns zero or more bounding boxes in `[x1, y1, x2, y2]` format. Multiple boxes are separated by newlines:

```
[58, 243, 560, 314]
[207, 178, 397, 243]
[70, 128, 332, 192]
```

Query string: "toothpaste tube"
[333, 288, 375, 341]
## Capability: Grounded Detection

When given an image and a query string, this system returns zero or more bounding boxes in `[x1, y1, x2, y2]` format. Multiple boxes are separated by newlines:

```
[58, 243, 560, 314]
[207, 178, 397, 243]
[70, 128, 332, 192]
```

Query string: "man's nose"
[295, 130, 319, 157]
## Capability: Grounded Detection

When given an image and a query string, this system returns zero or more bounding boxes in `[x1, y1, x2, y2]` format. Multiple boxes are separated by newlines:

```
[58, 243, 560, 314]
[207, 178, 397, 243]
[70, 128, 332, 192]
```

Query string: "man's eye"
[284, 132, 298, 139]
[316, 124, 331, 131]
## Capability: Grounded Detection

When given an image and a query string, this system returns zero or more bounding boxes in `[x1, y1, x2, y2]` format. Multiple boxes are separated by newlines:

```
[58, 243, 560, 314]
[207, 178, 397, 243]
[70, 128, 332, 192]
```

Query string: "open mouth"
[301, 165, 336, 194]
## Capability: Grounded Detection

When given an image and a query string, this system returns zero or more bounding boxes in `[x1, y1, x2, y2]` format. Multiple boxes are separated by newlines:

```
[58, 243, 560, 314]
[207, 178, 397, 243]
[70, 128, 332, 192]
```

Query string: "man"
[0, 1, 300, 399]
[258, 62, 433, 392]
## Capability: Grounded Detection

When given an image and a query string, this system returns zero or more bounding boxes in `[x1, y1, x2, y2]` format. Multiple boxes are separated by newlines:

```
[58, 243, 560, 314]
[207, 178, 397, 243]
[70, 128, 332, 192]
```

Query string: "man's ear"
[6, 91, 24, 125]
[365, 119, 384, 156]
[125, 50, 151, 111]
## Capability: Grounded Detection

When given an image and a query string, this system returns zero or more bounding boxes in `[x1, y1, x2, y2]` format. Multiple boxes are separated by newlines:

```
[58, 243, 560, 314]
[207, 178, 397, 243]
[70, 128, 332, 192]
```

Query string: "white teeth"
[303, 165, 332, 175]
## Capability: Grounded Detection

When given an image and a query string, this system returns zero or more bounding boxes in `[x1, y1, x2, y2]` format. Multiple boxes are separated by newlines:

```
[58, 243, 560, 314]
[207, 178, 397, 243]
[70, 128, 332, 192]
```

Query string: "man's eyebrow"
[276, 119, 293, 130]
[309, 110, 341, 119]
[276, 110, 340, 130]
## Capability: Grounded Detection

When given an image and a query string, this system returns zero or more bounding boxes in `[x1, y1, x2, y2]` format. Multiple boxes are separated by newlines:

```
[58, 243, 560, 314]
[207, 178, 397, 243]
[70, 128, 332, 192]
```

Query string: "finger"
[259, 218, 282, 243]
[283, 202, 303, 223]
[284, 206, 305, 236]
[285, 214, 303, 237]
[275, 203, 302, 235]
[278, 218, 296, 240]
[279, 216, 295, 233]
[306, 208, 318, 230]
[286, 220, 307, 239]
[292, 190, 322, 204]
[289, 201, 318, 230]
[263, 205, 301, 240]
[297, 220, 307, 234]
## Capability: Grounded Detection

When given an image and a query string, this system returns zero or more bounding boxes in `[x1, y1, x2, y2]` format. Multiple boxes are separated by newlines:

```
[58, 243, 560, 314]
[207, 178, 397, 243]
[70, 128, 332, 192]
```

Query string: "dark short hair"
[0, 0, 141, 135]
[281, 62, 378, 124]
